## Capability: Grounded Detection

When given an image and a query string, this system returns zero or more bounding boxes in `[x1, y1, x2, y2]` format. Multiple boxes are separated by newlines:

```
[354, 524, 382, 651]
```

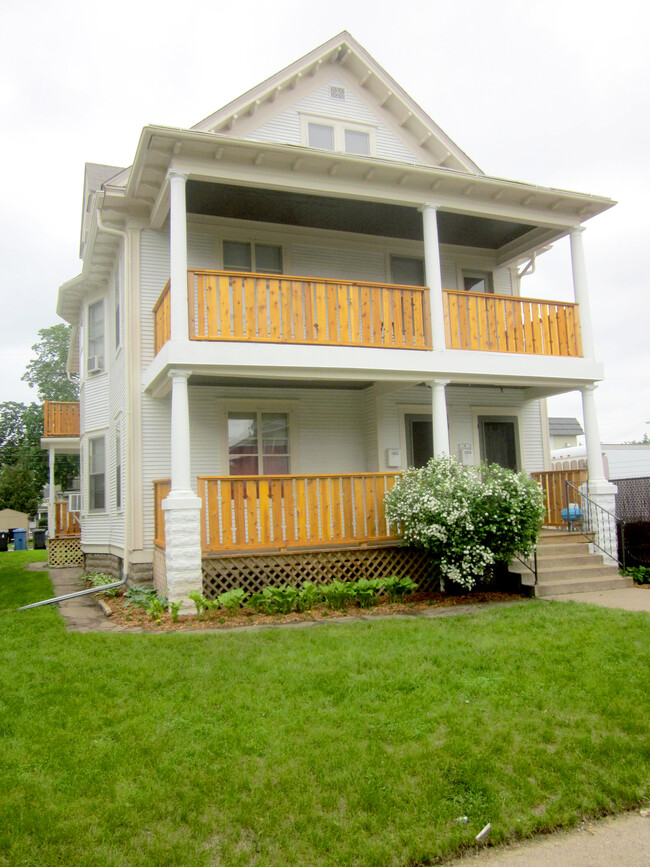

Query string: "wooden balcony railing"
[153, 479, 172, 546]
[153, 280, 171, 355]
[531, 468, 588, 526]
[187, 270, 432, 351]
[443, 290, 583, 356]
[43, 401, 80, 438]
[199, 472, 400, 552]
[54, 500, 81, 537]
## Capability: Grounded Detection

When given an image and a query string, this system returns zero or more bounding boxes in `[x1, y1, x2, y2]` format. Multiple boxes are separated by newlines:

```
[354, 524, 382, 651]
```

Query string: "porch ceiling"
[186, 181, 533, 249]
[188, 373, 373, 390]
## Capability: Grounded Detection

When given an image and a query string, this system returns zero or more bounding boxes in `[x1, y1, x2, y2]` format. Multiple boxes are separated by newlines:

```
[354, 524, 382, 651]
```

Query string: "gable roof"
[549, 417, 584, 436]
[192, 31, 482, 174]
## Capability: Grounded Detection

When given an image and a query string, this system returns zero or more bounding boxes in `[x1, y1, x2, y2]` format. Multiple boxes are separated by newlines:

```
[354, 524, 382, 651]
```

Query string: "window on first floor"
[88, 436, 105, 511]
[223, 241, 283, 275]
[115, 427, 122, 511]
[227, 411, 290, 475]
[463, 269, 494, 293]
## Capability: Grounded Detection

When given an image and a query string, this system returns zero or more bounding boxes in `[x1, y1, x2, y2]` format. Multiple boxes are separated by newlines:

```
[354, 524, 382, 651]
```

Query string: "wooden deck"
[43, 401, 80, 437]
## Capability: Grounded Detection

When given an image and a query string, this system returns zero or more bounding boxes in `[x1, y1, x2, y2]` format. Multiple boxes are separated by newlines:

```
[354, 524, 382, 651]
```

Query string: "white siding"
[604, 446, 650, 480]
[494, 267, 513, 295]
[291, 244, 385, 282]
[247, 78, 419, 163]
[140, 229, 170, 368]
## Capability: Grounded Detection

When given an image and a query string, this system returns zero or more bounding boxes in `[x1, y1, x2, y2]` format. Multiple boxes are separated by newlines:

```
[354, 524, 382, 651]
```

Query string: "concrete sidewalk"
[447, 811, 650, 865]
[544, 584, 650, 612]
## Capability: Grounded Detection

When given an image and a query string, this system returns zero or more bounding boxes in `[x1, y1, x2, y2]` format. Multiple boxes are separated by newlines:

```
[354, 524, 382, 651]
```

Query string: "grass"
[1, 552, 649, 866]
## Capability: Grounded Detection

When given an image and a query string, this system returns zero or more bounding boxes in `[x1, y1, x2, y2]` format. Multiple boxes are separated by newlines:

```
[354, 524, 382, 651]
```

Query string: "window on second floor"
[390, 255, 425, 286]
[462, 270, 494, 294]
[223, 242, 283, 275]
[87, 300, 105, 373]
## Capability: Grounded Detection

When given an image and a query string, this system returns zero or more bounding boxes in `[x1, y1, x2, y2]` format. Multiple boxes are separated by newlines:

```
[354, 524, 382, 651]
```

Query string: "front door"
[406, 414, 433, 467]
[478, 416, 520, 471]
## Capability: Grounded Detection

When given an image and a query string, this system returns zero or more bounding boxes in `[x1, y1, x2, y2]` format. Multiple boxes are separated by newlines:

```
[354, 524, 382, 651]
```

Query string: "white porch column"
[429, 379, 450, 457]
[168, 170, 190, 343]
[48, 447, 55, 539]
[581, 384, 618, 563]
[420, 204, 446, 351]
[570, 227, 595, 359]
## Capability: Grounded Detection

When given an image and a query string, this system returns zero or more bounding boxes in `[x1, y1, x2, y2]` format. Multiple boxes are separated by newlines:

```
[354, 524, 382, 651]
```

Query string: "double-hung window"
[88, 436, 105, 511]
[87, 300, 105, 372]
[228, 412, 290, 476]
[302, 115, 375, 156]
[223, 242, 283, 275]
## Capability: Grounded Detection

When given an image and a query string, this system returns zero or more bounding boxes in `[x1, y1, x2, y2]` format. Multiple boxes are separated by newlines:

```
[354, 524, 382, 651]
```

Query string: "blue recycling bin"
[13, 529, 27, 551]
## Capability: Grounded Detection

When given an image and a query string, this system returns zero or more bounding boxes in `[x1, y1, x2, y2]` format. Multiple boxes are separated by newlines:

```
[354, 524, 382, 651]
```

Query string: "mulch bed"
[99, 589, 527, 632]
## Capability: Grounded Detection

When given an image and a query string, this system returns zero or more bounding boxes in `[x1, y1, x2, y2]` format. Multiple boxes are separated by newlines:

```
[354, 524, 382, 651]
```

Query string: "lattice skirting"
[48, 536, 83, 567]
[202, 545, 438, 599]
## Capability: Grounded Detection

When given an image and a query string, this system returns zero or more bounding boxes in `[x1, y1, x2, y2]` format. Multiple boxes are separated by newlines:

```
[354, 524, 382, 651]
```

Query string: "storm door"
[478, 416, 520, 471]
[405, 414, 433, 468]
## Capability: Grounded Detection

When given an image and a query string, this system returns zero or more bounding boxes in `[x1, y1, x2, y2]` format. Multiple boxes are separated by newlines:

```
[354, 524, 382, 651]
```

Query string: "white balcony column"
[581, 384, 618, 562]
[48, 447, 56, 538]
[429, 379, 450, 457]
[162, 368, 202, 609]
[420, 203, 446, 351]
[570, 227, 595, 358]
[168, 170, 190, 343]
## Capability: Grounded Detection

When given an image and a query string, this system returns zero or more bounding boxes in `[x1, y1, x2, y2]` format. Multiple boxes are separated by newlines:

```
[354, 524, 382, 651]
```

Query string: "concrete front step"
[538, 531, 594, 545]
[535, 575, 634, 597]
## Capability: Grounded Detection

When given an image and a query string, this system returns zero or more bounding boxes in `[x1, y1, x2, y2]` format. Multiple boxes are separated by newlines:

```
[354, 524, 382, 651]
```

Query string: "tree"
[21, 324, 79, 402]
[0, 460, 40, 516]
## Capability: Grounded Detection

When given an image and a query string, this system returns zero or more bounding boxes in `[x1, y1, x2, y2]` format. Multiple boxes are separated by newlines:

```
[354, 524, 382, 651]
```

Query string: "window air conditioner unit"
[68, 493, 82, 513]
[87, 356, 103, 374]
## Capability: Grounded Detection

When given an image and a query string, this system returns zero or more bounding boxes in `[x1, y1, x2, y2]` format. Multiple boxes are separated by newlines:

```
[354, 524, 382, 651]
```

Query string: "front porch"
[41, 401, 82, 567]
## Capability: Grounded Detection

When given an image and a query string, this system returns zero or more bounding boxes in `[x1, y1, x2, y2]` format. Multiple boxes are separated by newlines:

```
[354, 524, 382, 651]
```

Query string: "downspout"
[95, 205, 131, 583]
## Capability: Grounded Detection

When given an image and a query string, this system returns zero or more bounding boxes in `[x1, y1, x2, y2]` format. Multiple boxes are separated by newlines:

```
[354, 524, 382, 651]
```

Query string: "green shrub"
[353, 578, 382, 609]
[382, 575, 418, 603]
[85, 572, 120, 598]
[626, 565, 650, 585]
[384, 456, 545, 591]
[320, 580, 353, 611]
[122, 586, 160, 610]
[217, 588, 249, 614]
[263, 585, 298, 614]
[296, 581, 321, 612]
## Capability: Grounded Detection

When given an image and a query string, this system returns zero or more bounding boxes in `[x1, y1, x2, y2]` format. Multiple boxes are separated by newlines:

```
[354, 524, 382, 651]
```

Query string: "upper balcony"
[43, 401, 80, 438]
[153, 269, 583, 360]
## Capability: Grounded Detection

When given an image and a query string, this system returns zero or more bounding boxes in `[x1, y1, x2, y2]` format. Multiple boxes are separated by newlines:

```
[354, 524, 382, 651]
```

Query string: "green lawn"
[1, 552, 649, 866]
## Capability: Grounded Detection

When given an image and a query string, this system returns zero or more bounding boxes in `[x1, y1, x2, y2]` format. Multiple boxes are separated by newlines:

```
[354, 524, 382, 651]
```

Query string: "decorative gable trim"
[192, 31, 482, 174]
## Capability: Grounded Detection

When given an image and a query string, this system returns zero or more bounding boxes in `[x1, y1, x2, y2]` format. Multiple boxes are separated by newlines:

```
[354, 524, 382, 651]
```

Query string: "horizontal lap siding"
[246, 77, 418, 163]
[290, 245, 385, 283]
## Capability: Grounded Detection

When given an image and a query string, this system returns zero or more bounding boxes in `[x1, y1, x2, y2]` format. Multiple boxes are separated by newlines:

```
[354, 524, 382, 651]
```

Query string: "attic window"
[329, 85, 345, 101]
[302, 114, 376, 156]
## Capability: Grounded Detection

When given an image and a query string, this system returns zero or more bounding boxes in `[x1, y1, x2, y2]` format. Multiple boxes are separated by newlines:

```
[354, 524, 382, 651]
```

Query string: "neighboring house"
[48, 32, 617, 603]
[548, 416, 584, 450]
[0, 510, 29, 534]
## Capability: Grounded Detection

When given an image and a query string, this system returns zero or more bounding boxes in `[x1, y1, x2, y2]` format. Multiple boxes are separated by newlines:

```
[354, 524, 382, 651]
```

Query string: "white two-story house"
[50, 32, 616, 601]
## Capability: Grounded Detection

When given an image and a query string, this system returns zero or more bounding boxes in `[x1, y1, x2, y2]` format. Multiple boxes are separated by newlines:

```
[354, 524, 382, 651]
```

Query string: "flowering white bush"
[384, 456, 545, 591]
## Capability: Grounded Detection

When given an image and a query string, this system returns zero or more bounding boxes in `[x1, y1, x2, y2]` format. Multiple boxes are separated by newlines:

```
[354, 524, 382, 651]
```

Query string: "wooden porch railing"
[443, 290, 583, 356]
[198, 472, 400, 553]
[54, 500, 81, 537]
[43, 401, 80, 437]
[186, 270, 432, 351]
[153, 479, 172, 546]
[153, 280, 171, 355]
[531, 468, 589, 526]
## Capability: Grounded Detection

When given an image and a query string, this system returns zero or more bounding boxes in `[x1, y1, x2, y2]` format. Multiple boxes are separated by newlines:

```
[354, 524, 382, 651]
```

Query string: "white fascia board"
[143, 339, 604, 396]
[40, 437, 80, 454]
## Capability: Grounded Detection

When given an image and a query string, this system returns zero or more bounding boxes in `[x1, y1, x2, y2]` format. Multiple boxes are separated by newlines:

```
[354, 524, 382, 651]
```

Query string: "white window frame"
[218, 400, 297, 476]
[88, 435, 106, 512]
[87, 298, 105, 374]
[222, 241, 284, 274]
[299, 113, 376, 156]
[115, 422, 122, 512]
[226, 410, 292, 476]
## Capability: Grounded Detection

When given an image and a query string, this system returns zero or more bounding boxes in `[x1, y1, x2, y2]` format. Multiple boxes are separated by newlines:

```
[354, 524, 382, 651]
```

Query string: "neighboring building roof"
[548, 417, 584, 436]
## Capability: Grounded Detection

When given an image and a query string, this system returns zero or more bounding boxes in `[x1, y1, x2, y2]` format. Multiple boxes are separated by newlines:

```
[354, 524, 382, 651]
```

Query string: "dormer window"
[302, 114, 375, 156]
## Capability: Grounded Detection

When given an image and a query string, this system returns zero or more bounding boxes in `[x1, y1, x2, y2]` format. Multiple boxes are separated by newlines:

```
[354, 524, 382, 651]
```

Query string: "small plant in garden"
[264, 585, 298, 614]
[247, 592, 268, 614]
[188, 590, 210, 618]
[384, 456, 545, 592]
[145, 595, 166, 623]
[296, 581, 321, 612]
[320, 580, 353, 611]
[383, 575, 418, 603]
[625, 565, 650, 584]
[122, 587, 159, 610]
[353, 578, 382, 609]
[85, 572, 119, 597]
[169, 601, 182, 622]
[217, 588, 249, 615]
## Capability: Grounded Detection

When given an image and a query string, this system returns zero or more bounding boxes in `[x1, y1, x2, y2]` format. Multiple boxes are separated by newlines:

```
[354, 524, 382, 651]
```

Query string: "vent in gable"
[329, 85, 345, 101]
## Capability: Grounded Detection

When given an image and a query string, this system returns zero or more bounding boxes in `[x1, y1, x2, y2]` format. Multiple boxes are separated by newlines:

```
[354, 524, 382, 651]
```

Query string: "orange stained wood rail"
[153, 280, 171, 355]
[187, 270, 432, 351]
[54, 500, 81, 537]
[531, 468, 588, 526]
[153, 479, 172, 546]
[443, 289, 583, 356]
[198, 472, 400, 553]
[43, 401, 80, 437]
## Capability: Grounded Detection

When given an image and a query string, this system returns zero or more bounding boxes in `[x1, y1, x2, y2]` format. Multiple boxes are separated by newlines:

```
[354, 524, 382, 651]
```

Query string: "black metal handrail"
[513, 549, 538, 585]
[565, 481, 625, 572]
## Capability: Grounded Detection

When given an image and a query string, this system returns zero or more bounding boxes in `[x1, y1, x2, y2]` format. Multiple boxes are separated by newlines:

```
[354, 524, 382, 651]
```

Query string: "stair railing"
[565, 481, 626, 572]
[512, 548, 538, 586]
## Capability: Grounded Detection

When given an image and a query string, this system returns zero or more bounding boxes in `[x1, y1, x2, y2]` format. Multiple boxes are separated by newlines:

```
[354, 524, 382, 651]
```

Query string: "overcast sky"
[1, 0, 648, 442]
